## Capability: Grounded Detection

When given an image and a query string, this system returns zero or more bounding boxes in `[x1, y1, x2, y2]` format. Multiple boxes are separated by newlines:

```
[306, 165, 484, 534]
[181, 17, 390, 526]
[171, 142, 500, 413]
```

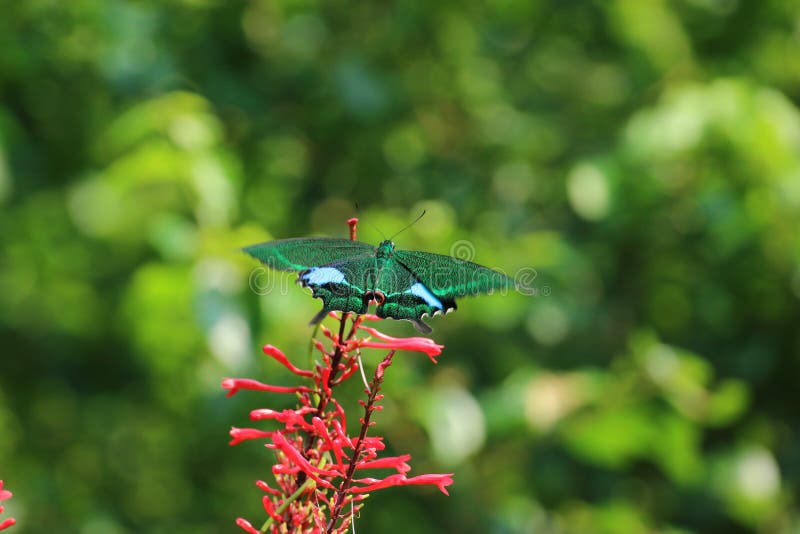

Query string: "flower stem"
[327, 313, 351, 389]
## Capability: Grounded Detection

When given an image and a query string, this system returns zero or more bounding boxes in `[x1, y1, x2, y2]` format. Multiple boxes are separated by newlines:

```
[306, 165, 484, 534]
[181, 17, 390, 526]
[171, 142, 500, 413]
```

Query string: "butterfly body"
[244, 237, 513, 332]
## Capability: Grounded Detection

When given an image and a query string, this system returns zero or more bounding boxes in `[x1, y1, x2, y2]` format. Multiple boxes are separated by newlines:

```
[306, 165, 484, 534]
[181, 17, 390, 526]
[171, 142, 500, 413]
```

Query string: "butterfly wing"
[297, 255, 378, 322]
[375, 249, 515, 331]
[369, 257, 450, 333]
[244, 238, 377, 324]
[392, 249, 515, 298]
[243, 238, 374, 271]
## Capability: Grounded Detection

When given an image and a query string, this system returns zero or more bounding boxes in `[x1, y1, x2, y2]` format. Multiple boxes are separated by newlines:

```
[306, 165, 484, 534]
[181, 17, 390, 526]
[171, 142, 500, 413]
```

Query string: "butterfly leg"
[303, 280, 368, 326]
[309, 308, 330, 326]
[409, 318, 433, 334]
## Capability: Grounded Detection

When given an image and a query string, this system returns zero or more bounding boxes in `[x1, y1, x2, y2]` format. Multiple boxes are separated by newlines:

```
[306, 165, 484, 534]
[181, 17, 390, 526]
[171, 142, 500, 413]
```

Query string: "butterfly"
[243, 237, 514, 333]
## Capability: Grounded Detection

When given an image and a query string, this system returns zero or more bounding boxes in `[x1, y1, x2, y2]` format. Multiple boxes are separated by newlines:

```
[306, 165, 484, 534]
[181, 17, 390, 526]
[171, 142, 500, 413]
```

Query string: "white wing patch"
[409, 282, 444, 310]
[301, 267, 346, 286]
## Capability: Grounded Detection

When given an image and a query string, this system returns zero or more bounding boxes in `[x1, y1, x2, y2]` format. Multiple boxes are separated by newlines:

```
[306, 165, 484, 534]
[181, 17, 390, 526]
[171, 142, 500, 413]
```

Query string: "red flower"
[0, 480, 16, 531]
[235, 518, 259, 534]
[226, 313, 452, 533]
[353, 325, 443, 362]
[349, 473, 455, 496]
[221, 378, 316, 397]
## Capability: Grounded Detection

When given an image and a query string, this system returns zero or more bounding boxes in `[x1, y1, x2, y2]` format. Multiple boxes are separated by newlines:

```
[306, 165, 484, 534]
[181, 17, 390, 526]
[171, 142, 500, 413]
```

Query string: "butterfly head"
[376, 240, 395, 259]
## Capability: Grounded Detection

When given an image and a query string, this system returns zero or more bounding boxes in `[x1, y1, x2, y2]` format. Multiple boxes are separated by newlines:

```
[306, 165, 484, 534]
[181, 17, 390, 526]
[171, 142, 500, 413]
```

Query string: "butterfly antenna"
[354, 202, 387, 240]
[389, 210, 426, 240]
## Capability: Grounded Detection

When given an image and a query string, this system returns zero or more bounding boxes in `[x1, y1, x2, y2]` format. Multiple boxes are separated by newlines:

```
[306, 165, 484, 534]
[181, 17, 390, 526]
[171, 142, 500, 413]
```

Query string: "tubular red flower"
[250, 407, 316, 431]
[255, 480, 281, 496]
[235, 517, 259, 534]
[352, 435, 385, 451]
[261, 495, 283, 522]
[352, 326, 443, 362]
[229, 427, 274, 445]
[313, 339, 328, 355]
[354, 454, 412, 474]
[356, 340, 441, 362]
[333, 400, 348, 430]
[262, 345, 314, 377]
[335, 360, 360, 382]
[330, 419, 354, 449]
[321, 325, 337, 342]
[318, 367, 333, 396]
[270, 433, 337, 488]
[222, 378, 316, 397]
[312, 417, 345, 469]
[349, 473, 455, 495]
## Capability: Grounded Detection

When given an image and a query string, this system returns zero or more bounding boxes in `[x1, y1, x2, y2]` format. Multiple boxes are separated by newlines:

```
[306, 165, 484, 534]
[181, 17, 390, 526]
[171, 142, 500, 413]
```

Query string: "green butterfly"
[243, 237, 514, 333]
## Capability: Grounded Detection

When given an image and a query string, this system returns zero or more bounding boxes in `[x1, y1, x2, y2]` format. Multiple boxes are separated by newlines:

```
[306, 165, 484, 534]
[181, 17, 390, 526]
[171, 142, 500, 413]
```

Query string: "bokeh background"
[2, 0, 800, 532]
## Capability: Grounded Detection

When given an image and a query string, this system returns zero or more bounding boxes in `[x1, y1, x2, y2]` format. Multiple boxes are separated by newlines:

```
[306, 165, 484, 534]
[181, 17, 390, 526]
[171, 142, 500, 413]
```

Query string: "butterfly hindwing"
[243, 238, 374, 271]
[373, 259, 454, 333]
[298, 254, 378, 323]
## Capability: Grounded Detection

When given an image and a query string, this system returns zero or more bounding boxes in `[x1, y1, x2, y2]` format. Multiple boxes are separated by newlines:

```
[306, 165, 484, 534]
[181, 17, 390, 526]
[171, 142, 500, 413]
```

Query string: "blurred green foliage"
[1, 0, 800, 532]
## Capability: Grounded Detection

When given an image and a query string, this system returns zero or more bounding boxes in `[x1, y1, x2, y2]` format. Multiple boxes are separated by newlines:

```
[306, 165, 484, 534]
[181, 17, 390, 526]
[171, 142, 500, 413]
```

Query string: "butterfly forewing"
[243, 238, 374, 271]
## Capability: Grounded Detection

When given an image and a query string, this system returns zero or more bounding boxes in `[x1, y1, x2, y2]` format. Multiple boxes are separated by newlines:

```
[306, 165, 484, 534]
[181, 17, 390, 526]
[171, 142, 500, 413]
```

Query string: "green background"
[2, 0, 799, 532]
